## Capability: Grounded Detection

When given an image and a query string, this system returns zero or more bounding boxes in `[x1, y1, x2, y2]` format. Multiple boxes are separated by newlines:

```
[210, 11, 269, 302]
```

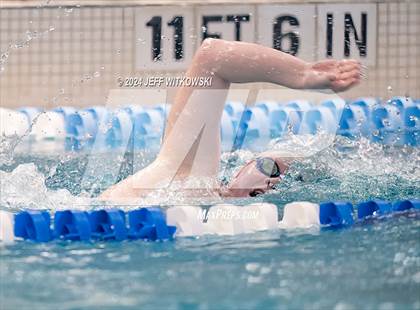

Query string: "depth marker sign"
[135, 4, 377, 70]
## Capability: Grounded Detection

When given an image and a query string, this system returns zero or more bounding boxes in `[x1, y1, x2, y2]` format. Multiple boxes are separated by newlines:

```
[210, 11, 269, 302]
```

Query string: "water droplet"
[0, 52, 9, 62]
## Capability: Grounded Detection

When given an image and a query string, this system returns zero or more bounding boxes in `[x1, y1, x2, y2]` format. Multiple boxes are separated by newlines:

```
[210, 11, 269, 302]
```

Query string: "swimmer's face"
[225, 157, 289, 197]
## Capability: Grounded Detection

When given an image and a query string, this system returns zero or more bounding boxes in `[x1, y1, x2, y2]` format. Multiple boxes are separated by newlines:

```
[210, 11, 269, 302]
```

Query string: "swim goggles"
[255, 157, 282, 178]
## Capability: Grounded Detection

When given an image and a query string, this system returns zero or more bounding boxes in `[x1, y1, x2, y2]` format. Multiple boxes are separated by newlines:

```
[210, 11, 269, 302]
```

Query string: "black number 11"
[146, 16, 184, 61]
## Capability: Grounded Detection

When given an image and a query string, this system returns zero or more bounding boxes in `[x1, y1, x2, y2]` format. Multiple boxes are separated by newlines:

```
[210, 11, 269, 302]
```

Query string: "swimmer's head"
[224, 154, 290, 197]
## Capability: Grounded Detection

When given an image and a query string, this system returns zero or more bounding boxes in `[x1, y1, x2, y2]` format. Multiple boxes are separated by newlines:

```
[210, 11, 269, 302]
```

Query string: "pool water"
[1, 136, 419, 309]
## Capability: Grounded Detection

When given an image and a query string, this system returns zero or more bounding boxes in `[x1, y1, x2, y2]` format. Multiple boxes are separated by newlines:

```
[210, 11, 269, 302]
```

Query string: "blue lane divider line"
[319, 202, 354, 227]
[14, 211, 52, 242]
[128, 207, 176, 241]
[89, 209, 127, 241]
[54, 210, 91, 241]
[357, 200, 393, 219]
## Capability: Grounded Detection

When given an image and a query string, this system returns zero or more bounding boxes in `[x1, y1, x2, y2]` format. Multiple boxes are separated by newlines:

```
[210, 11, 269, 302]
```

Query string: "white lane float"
[166, 205, 206, 237]
[0, 210, 15, 243]
[167, 203, 278, 237]
[279, 201, 320, 229]
[30, 111, 66, 141]
[28, 111, 66, 151]
[0, 108, 29, 137]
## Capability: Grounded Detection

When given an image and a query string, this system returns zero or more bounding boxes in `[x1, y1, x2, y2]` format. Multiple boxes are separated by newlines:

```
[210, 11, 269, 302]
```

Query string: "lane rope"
[1, 199, 418, 243]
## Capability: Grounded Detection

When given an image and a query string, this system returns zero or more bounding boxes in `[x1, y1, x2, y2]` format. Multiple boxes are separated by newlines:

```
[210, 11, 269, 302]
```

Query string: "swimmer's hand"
[304, 59, 361, 92]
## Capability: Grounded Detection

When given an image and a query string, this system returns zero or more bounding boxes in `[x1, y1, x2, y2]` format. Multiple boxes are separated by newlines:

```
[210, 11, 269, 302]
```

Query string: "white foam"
[0, 163, 90, 210]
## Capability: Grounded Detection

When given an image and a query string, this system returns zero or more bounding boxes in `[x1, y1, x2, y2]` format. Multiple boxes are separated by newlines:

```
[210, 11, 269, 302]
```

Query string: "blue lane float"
[84, 106, 108, 123]
[0, 199, 418, 243]
[14, 211, 52, 242]
[233, 107, 271, 151]
[0, 207, 175, 243]
[300, 107, 337, 134]
[19, 107, 42, 124]
[403, 105, 419, 146]
[350, 97, 380, 114]
[63, 110, 98, 151]
[337, 104, 370, 138]
[54, 210, 91, 241]
[319, 201, 354, 227]
[89, 209, 127, 241]
[392, 200, 420, 211]
[321, 98, 346, 119]
[286, 99, 312, 112]
[389, 96, 415, 109]
[105, 110, 133, 149]
[357, 200, 393, 219]
[128, 208, 176, 241]
[371, 105, 404, 145]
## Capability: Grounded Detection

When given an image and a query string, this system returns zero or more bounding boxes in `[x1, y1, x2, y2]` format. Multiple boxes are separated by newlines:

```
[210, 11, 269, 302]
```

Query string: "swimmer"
[99, 38, 361, 203]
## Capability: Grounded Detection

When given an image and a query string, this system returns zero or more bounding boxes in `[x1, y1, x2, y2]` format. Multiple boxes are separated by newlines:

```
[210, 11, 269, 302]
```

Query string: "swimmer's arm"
[194, 39, 361, 92]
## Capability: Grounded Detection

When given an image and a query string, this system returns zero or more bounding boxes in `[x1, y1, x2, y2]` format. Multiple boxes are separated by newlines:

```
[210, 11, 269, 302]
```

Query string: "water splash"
[0, 110, 48, 166]
[0, 134, 419, 211]
[268, 135, 420, 203]
[0, 28, 56, 73]
[0, 4, 79, 74]
[0, 135, 22, 166]
[0, 163, 90, 211]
